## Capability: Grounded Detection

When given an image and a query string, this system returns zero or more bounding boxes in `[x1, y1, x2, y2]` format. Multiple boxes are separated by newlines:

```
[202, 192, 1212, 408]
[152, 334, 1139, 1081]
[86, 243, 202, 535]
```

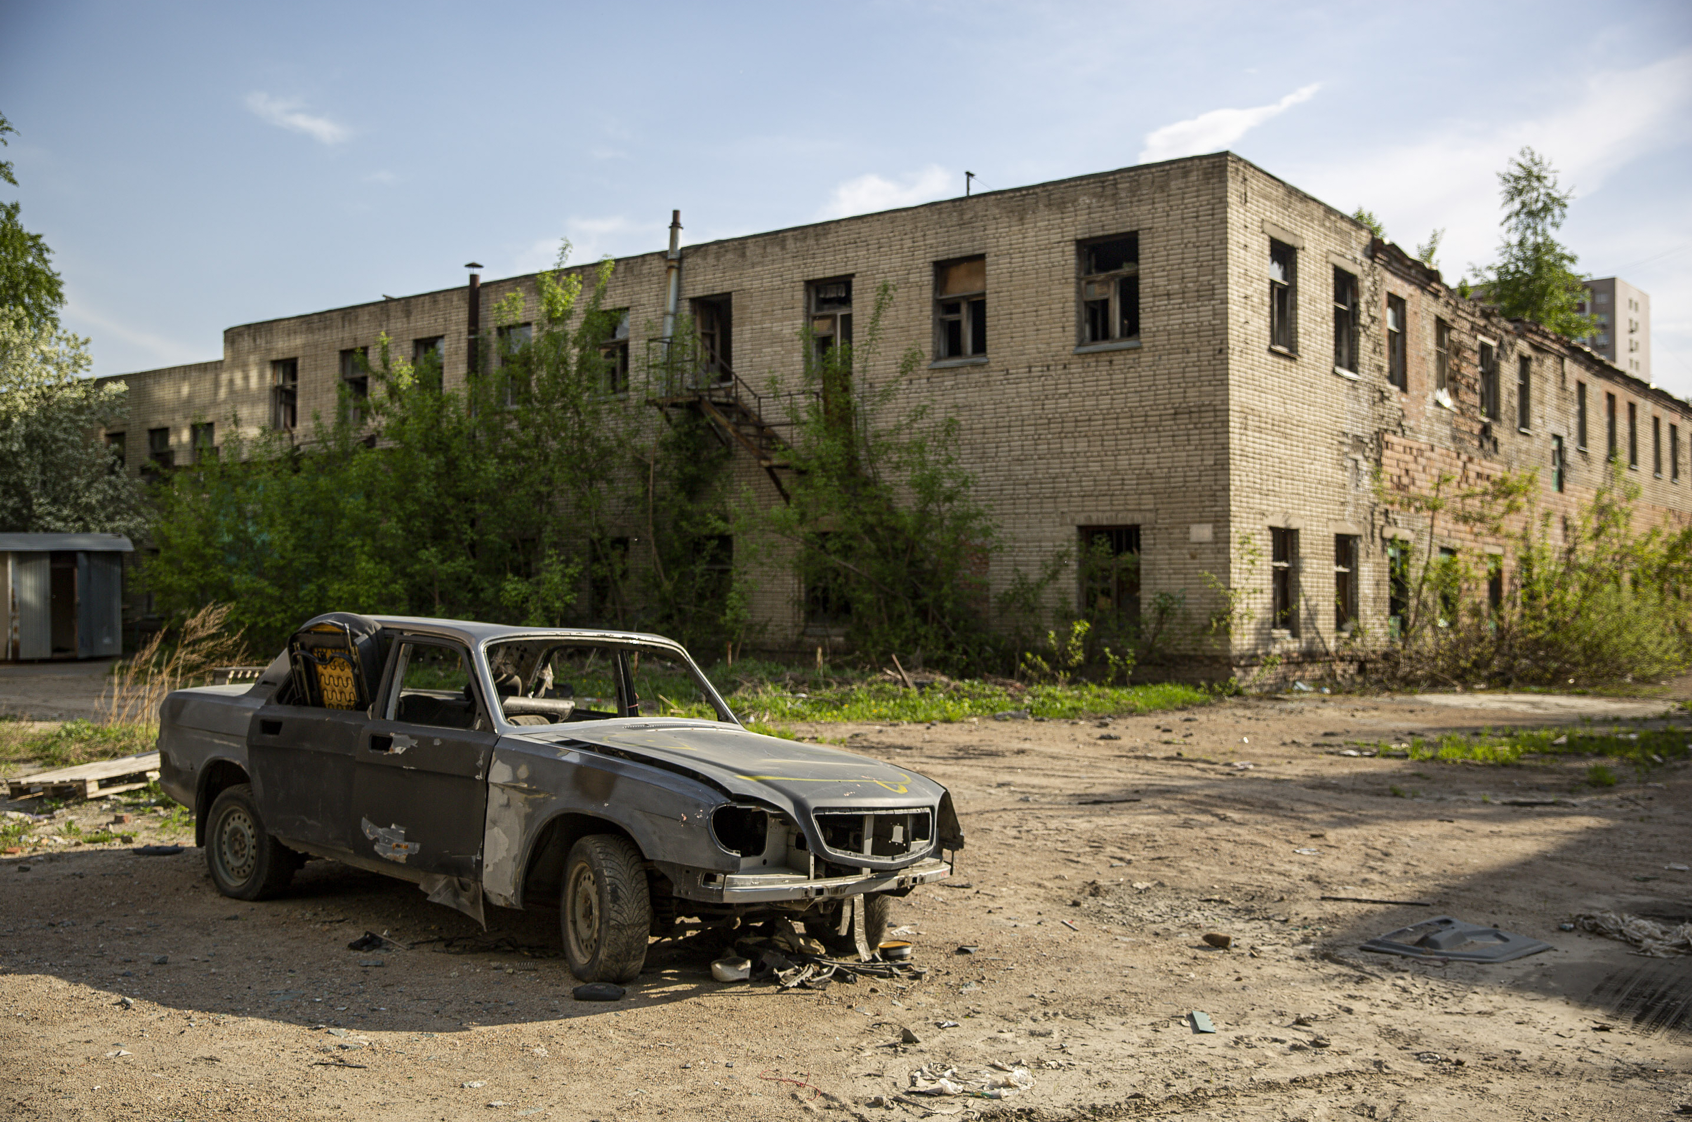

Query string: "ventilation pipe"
[660, 210, 682, 356]
[465, 262, 483, 376]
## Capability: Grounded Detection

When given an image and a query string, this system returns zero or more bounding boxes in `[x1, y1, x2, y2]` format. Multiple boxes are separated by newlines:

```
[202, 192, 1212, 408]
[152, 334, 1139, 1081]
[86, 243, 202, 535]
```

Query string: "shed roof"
[0, 533, 134, 553]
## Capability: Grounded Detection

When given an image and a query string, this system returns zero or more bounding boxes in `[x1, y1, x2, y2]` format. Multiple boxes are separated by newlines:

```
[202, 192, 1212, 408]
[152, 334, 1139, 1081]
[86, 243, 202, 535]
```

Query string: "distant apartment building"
[99, 153, 1692, 678]
[1580, 276, 1650, 382]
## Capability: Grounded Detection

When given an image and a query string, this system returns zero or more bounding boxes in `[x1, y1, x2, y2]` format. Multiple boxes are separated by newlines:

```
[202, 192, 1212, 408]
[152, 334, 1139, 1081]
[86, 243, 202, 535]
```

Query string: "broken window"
[692, 295, 733, 383]
[1333, 267, 1358, 373]
[1387, 539, 1410, 640]
[1078, 235, 1140, 345]
[803, 531, 852, 632]
[1270, 527, 1298, 636]
[597, 309, 631, 395]
[1552, 435, 1565, 493]
[1436, 547, 1459, 629]
[1606, 392, 1618, 461]
[1516, 355, 1532, 431]
[105, 431, 125, 473]
[1628, 401, 1638, 468]
[1385, 294, 1406, 390]
[482, 639, 733, 725]
[1334, 534, 1359, 634]
[272, 358, 298, 431]
[1576, 382, 1587, 449]
[1269, 240, 1296, 352]
[808, 278, 854, 367]
[191, 422, 216, 463]
[413, 336, 445, 392]
[1673, 424, 1681, 483]
[1434, 318, 1451, 395]
[1487, 555, 1504, 615]
[1078, 525, 1141, 625]
[340, 347, 370, 425]
[1654, 414, 1663, 478]
[934, 257, 986, 360]
[1478, 341, 1499, 420]
[386, 641, 483, 730]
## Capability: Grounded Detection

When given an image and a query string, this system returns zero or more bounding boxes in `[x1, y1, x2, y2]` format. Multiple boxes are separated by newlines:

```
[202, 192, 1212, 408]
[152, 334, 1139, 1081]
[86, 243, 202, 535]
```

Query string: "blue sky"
[3, 1, 1690, 395]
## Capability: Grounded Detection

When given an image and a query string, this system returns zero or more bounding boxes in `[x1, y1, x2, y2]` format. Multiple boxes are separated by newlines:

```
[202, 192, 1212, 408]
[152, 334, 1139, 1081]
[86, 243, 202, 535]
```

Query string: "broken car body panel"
[158, 613, 962, 928]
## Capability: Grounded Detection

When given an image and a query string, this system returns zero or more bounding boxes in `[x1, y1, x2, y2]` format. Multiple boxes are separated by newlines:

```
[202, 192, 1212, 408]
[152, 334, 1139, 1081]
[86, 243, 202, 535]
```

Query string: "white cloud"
[245, 92, 351, 145]
[820, 165, 953, 219]
[1138, 83, 1322, 163]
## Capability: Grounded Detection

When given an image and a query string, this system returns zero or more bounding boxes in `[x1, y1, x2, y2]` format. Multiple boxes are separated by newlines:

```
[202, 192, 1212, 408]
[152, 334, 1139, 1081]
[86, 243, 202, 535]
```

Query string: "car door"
[348, 638, 494, 880]
[248, 691, 369, 856]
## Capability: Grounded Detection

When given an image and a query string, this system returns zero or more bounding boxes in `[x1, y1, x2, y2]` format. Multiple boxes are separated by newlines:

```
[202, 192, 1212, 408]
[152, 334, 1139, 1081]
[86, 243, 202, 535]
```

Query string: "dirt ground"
[4, 688, 1692, 1121]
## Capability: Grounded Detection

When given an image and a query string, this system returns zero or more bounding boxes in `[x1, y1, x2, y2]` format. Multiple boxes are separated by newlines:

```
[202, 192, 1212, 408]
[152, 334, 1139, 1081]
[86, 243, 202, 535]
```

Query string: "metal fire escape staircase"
[649, 353, 799, 503]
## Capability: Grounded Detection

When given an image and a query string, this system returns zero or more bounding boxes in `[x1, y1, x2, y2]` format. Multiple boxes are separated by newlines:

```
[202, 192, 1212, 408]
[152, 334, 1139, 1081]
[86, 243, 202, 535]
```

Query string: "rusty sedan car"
[156, 613, 963, 982]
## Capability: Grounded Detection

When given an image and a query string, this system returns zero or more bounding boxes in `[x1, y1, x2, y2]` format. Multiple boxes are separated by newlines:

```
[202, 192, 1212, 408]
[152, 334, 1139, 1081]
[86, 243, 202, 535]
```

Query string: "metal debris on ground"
[1573, 911, 1692, 957]
[1361, 916, 1553, 963]
[1190, 1011, 1216, 1033]
[711, 956, 751, 982]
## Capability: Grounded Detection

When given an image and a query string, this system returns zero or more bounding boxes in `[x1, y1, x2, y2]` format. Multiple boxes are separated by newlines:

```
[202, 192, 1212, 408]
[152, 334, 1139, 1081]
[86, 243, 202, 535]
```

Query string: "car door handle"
[260, 719, 282, 736]
[368, 733, 416, 754]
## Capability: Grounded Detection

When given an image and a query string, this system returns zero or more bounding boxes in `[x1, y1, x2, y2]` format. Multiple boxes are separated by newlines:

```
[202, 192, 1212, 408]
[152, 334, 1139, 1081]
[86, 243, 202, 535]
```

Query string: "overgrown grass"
[1382, 725, 1690, 770]
[0, 720, 156, 771]
[721, 675, 1209, 725]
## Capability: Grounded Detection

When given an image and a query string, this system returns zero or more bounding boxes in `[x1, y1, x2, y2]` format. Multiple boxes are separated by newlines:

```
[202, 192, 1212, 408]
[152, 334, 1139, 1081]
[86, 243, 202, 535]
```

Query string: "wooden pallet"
[4, 751, 162, 801]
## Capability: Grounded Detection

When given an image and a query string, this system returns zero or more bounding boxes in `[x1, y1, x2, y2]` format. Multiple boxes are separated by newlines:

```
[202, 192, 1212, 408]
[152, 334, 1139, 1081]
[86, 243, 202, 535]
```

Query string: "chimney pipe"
[465, 262, 483, 376]
[661, 210, 682, 351]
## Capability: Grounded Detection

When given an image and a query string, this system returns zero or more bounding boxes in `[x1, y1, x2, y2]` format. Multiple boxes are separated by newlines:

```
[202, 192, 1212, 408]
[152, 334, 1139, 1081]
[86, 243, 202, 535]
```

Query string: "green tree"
[0, 308, 144, 536]
[1470, 147, 1594, 339]
[0, 112, 65, 328]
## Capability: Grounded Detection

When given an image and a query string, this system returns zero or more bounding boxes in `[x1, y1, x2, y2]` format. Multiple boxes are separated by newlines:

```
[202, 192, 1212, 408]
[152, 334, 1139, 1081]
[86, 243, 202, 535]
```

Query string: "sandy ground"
[0, 659, 118, 722]
[3, 688, 1692, 1121]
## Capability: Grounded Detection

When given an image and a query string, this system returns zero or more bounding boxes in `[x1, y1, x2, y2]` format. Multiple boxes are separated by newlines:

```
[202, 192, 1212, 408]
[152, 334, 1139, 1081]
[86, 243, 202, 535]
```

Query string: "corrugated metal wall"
[81, 551, 124, 657]
[13, 553, 50, 660]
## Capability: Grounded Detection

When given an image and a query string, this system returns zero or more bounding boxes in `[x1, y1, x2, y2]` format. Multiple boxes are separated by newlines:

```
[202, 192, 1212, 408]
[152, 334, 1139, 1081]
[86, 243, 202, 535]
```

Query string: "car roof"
[367, 615, 686, 651]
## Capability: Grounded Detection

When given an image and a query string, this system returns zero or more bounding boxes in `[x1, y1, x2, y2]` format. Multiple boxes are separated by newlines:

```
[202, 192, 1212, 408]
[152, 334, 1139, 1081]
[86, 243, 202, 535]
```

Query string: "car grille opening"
[815, 809, 932, 860]
[711, 805, 769, 857]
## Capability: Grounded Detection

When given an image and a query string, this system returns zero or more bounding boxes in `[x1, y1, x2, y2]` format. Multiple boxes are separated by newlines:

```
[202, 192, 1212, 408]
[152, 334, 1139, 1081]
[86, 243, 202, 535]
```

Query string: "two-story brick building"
[101, 152, 1692, 677]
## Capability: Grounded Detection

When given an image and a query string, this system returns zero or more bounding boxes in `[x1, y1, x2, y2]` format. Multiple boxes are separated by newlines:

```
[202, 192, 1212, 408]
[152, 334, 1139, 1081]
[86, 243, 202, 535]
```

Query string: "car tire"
[205, 783, 295, 901]
[808, 892, 892, 957]
[561, 834, 652, 983]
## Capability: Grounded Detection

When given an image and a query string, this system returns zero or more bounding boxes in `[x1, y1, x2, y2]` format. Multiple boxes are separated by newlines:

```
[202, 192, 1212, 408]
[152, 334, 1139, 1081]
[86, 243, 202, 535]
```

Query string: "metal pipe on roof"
[661, 210, 682, 355]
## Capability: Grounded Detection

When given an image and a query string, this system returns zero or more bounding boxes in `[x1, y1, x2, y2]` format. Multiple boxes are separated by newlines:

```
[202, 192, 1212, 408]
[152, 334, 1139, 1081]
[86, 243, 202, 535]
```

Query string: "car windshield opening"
[483, 639, 732, 726]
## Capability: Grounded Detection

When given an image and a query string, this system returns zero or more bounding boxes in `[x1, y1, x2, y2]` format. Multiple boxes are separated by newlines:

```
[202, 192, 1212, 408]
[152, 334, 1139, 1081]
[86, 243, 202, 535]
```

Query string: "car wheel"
[561, 834, 653, 983]
[205, 783, 295, 900]
[807, 892, 892, 957]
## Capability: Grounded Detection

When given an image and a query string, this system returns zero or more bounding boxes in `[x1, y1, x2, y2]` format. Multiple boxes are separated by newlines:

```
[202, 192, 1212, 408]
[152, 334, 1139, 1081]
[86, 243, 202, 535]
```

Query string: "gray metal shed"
[0, 533, 134, 660]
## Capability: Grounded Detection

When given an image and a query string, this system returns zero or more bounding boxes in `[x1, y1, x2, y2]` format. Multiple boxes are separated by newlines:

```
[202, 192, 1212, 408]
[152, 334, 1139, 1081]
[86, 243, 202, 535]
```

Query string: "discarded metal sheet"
[1361, 916, 1552, 963]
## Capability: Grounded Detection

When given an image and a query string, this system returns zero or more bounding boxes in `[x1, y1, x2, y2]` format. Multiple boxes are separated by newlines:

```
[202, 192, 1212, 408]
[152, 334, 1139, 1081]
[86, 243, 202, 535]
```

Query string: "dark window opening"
[191, 421, 216, 463]
[1435, 318, 1451, 395]
[1516, 355, 1532, 431]
[1653, 415, 1663, 477]
[935, 257, 986, 359]
[1606, 392, 1618, 461]
[598, 309, 631, 395]
[1487, 555, 1504, 615]
[495, 324, 533, 407]
[1333, 267, 1358, 372]
[1387, 539, 1410, 640]
[1437, 546, 1459, 629]
[1078, 235, 1140, 344]
[803, 532, 852, 631]
[1576, 382, 1587, 449]
[1079, 525, 1141, 626]
[692, 295, 734, 383]
[1385, 294, 1406, 389]
[1628, 401, 1638, 468]
[1673, 423, 1681, 483]
[143, 426, 173, 479]
[808, 278, 854, 368]
[105, 431, 125, 473]
[1551, 435, 1565, 493]
[340, 347, 370, 425]
[1269, 239, 1296, 351]
[1334, 534, 1359, 633]
[1479, 341, 1499, 421]
[413, 336, 445, 392]
[272, 358, 299, 431]
[1271, 527, 1299, 637]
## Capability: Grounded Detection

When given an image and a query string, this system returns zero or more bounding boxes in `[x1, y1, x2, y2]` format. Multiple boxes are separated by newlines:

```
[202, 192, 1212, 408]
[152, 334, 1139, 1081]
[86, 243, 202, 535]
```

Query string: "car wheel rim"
[567, 864, 600, 964]
[216, 807, 258, 885]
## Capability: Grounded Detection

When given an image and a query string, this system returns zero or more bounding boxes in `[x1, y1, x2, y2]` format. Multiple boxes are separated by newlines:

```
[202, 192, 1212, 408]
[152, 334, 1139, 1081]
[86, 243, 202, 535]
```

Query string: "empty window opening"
[1576, 382, 1587, 449]
[1078, 235, 1140, 345]
[1385, 294, 1406, 390]
[1334, 534, 1359, 633]
[1551, 434, 1565, 493]
[496, 323, 532, 406]
[1436, 547, 1459, 629]
[1434, 318, 1451, 395]
[1606, 392, 1618, 461]
[272, 358, 299, 431]
[145, 427, 173, 475]
[1079, 525, 1141, 626]
[1628, 401, 1638, 468]
[1487, 555, 1504, 615]
[105, 431, 125, 472]
[1654, 415, 1663, 477]
[1333, 268, 1358, 373]
[598, 309, 631, 395]
[935, 257, 986, 360]
[1387, 539, 1410, 640]
[1516, 355, 1532, 431]
[1478, 341, 1499, 421]
[1673, 424, 1682, 483]
[808, 278, 854, 367]
[803, 532, 852, 632]
[1269, 240, 1296, 352]
[1270, 527, 1299, 637]
[191, 422, 216, 463]
[413, 336, 445, 392]
[340, 346, 370, 425]
[692, 295, 734, 382]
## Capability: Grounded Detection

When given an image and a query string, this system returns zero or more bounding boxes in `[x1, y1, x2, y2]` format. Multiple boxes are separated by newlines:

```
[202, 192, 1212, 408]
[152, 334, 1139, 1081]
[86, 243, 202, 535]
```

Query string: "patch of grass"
[159, 804, 194, 834]
[0, 720, 156, 770]
[1, 817, 31, 847]
[82, 830, 119, 845]
[723, 676, 1209, 725]
[1586, 763, 1619, 787]
[1399, 725, 1688, 771]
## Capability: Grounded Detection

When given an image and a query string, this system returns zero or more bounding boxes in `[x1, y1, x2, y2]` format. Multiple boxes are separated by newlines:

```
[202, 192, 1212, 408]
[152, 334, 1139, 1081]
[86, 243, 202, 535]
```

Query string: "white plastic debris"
[711, 956, 752, 982]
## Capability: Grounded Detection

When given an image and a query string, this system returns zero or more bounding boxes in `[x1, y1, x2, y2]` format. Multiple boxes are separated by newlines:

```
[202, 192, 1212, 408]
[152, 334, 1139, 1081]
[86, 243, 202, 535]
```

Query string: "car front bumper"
[660, 856, 955, 904]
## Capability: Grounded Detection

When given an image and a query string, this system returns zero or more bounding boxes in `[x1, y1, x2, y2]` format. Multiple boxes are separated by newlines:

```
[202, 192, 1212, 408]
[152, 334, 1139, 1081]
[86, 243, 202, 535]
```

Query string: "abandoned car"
[156, 613, 963, 982]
